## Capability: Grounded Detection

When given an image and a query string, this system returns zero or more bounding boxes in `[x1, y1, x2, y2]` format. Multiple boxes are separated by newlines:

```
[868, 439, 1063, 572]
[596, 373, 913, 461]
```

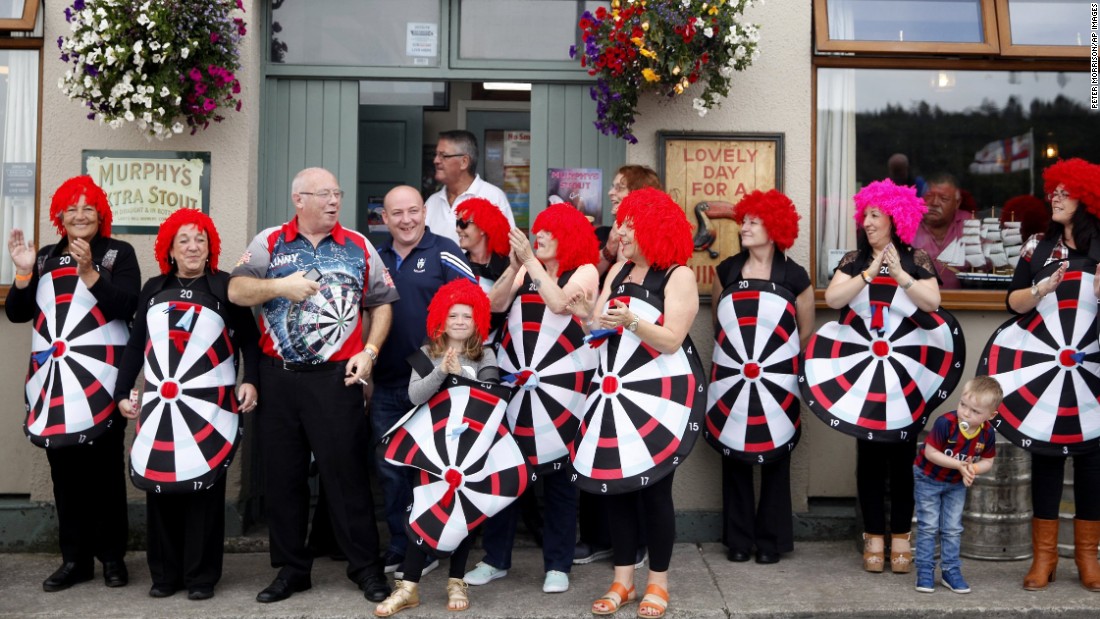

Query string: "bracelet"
[363, 344, 379, 361]
[861, 270, 873, 284]
[902, 278, 915, 290]
[13, 271, 32, 282]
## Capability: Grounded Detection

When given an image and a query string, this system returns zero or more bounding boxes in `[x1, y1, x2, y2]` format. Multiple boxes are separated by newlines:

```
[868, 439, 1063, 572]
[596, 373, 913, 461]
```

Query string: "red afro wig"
[455, 198, 510, 257]
[532, 203, 599, 273]
[1001, 195, 1050, 241]
[732, 189, 801, 252]
[154, 208, 222, 275]
[1043, 158, 1100, 217]
[426, 278, 491, 342]
[615, 188, 693, 269]
[49, 175, 113, 238]
[852, 179, 927, 245]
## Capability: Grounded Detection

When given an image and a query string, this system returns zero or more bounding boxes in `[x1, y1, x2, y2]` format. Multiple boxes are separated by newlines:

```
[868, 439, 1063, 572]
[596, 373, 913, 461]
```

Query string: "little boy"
[912, 375, 1003, 594]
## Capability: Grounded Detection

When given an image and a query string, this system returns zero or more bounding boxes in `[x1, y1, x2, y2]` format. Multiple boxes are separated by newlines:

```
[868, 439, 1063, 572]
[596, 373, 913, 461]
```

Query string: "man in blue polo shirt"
[373, 184, 473, 575]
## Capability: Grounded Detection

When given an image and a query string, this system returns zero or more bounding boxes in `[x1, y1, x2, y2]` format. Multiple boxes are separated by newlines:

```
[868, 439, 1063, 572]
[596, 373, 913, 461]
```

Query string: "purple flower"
[57, 36, 64, 49]
[86, 112, 95, 120]
[569, 45, 576, 59]
[210, 32, 219, 44]
[60, 53, 70, 63]
[64, 8, 72, 22]
[202, 98, 216, 112]
[73, 0, 85, 10]
[189, 68, 203, 81]
[85, 64, 98, 76]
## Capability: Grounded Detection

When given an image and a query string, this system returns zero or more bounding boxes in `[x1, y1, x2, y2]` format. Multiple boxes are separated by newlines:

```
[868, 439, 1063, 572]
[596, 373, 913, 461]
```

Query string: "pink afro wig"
[455, 198, 510, 257]
[1001, 195, 1050, 242]
[1043, 158, 1100, 217]
[532, 203, 599, 273]
[852, 179, 927, 245]
[154, 208, 222, 275]
[49, 175, 113, 238]
[733, 189, 801, 252]
[616, 188, 693, 269]
[426, 278, 491, 342]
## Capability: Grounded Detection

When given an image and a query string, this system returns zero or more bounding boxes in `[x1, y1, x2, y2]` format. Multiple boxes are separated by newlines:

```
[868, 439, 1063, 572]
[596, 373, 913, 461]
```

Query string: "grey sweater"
[408, 345, 500, 406]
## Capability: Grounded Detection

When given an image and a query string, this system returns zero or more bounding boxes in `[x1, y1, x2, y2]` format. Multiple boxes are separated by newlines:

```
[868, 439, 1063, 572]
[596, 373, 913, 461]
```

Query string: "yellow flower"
[631, 36, 645, 47]
[639, 47, 657, 59]
[642, 68, 660, 82]
[674, 83, 685, 94]
[709, 6, 719, 15]
[672, 66, 681, 75]
[642, 21, 649, 31]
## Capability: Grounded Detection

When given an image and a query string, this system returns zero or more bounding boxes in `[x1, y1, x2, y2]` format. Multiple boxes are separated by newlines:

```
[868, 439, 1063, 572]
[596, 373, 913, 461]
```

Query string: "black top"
[835, 246, 937, 283]
[715, 251, 811, 297]
[113, 271, 262, 403]
[1006, 234, 1093, 294]
[5, 235, 140, 324]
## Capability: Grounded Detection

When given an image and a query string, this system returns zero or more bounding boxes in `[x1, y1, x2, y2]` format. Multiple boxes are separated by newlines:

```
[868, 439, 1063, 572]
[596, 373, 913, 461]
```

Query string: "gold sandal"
[446, 578, 469, 612]
[863, 533, 885, 573]
[374, 580, 419, 617]
[592, 582, 636, 615]
[891, 532, 913, 574]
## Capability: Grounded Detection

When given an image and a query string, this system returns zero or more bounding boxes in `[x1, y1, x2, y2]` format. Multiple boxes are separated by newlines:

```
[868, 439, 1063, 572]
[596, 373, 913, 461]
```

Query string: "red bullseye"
[743, 362, 761, 380]
[1060, 349, 1079, 367]
[601, 375, 619, 394]
[872, 340, 890, 357]
[160, 381, 180, 399]
[51, 341, 67, 358]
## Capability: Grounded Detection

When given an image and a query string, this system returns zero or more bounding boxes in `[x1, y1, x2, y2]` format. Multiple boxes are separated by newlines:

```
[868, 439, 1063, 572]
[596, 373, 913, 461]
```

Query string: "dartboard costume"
[990, 234, 1100, 523]
[114, 271, 260, 591]
[468, 252, 510, 347]
[5, 235, 140, 574]
[709, 251, 809, 557]
[233, 217, 400, 588]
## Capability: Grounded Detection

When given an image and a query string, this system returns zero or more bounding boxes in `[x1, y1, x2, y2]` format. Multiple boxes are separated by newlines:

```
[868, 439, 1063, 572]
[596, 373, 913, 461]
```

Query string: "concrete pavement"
[2, 542, 1097, 618]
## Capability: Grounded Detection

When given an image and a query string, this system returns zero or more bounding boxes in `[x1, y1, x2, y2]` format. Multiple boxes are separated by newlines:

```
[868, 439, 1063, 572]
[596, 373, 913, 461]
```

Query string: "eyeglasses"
[1047, 190, 1071, 202]
[435, 152, 465, 159]
[611, 183, 628, 192]
[299, 190, 345, 200]
[456, 218, 472, 229]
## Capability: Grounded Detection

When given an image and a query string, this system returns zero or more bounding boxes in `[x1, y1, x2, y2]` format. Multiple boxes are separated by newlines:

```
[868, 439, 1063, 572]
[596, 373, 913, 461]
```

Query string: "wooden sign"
[82, 150, 211, 234]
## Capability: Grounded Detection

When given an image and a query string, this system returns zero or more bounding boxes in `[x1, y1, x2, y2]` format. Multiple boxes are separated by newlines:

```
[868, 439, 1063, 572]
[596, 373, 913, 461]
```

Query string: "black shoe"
[102, 560, 128, 587]
[256, 577, 311, 603]
[188, 587, 215, 600]
[360, 573, 391, 602]
[727, 549, 751, 562]
[382, 550, 404, 574]
[42, 562, 93, 592]
[573, 542, 613, 565]
[755, 551, 780, 564]
[149, 583, 179, 598]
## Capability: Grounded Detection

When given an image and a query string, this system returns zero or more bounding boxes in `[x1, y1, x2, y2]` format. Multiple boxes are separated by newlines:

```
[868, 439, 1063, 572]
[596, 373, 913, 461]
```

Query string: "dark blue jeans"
[371, 384, 416, 558]
[481, 468, 577, 573]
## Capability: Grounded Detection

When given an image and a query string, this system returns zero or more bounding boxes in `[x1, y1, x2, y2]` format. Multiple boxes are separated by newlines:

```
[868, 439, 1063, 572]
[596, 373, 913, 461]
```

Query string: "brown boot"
[1074, 519, 1100, 591]
[1023, 518, 1060, 590]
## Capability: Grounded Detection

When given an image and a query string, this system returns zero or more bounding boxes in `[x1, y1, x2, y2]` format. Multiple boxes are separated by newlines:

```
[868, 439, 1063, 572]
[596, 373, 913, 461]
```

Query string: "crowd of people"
[9, 142, 1100, 616]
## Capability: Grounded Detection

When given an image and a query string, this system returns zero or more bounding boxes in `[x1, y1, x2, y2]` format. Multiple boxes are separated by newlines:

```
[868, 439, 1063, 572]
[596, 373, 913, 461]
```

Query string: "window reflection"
[816, 68, 1099, 290]
[826, 0, 985, 43]
[458, 0, 605, 61]
[1006, 0, 1089, 46]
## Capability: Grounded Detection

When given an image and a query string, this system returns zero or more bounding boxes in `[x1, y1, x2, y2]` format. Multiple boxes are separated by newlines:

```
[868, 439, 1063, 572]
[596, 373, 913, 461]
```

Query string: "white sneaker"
[395, 558, 438, 580]
[463, 561, 508, 586]
[543, 570, 569, 593]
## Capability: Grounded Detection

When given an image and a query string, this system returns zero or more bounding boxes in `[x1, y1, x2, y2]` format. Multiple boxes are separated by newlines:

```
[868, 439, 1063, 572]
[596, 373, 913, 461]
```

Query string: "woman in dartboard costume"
[115, 208, 260, 600]
[570, 188, 704, 619]
[6, 176, 140, 592]
[994, 158, 1100, 591]
[706, 190, 814, 565]
[819, 179, 946, 575]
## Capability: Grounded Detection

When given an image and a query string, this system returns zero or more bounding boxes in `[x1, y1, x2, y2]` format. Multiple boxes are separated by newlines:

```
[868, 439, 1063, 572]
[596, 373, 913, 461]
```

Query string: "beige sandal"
[446, 578, 469, 612]
[863, 533, 885, 573]
[891, 532, 913, 574]
[374, 580, 419, 617]
[637, 584, 669, 618]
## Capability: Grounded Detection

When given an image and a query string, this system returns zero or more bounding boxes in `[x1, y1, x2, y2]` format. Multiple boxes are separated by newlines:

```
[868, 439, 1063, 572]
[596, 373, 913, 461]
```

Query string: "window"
[813, 0, 1091, 309]
[0, 1, 41, 297]
[455, 0, 603, 64]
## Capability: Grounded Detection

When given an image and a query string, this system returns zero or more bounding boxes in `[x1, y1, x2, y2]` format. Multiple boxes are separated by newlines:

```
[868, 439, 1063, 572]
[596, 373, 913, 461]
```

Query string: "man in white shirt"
[425, 130, 515, 243]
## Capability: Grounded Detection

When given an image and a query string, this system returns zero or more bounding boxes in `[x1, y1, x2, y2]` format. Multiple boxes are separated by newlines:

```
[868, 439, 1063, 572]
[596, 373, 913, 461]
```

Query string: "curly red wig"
[532, 203, 599, 273]
[732, 190, 801, 252]
[1001, 195, 1050, 241]
[1043, 158, 1100, 217]
[455, 198, 510, 257]
[615, 188, 693, 269]
[49, 175, 113, 238]
[426, 278, 491, 342]
[154, 209, 222, 275]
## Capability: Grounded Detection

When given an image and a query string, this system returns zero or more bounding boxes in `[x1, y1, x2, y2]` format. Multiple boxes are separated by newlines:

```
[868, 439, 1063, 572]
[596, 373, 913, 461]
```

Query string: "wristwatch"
[1030, 284, 1040, 299]
[626, 316, 639, 333]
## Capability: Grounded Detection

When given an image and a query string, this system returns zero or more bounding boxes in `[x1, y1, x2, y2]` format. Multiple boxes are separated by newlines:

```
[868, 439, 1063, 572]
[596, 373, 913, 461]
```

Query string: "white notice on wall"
[406, 22, 438, 57]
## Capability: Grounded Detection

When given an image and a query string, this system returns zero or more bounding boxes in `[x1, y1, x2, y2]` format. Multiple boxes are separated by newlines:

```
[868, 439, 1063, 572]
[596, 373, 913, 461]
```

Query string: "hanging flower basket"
[57, 0, 247, 140]
[571, 0, 761, 144]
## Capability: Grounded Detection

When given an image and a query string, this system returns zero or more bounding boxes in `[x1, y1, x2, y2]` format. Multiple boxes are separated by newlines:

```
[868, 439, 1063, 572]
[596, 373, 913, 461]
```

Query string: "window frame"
[993, 0, 1092, 58]
[812, 0, 1002, 55]
[0, 0, 40, 31]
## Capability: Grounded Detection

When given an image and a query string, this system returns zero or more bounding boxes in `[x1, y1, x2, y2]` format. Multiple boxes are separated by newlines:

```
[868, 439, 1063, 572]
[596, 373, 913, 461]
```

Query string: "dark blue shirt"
[375, 229, 473, 387]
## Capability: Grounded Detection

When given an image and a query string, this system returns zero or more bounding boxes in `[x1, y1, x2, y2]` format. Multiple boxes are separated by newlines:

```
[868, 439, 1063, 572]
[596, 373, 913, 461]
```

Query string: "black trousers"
[578, 493, 647, 550]
[45, 420, 129, 567]
[606, 472, 675, 572]
[259, 362, 381, 586]
[856, 438, 917, 535]
[401, 536, 473, 583]
[146, 475, 226, 589]
[722, 454, 794, 555]
[1032, 449, 1100, 520]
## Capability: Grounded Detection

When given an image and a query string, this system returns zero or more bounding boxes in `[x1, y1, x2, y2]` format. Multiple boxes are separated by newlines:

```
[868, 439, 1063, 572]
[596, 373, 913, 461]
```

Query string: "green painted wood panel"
[258, 79, 360, 232]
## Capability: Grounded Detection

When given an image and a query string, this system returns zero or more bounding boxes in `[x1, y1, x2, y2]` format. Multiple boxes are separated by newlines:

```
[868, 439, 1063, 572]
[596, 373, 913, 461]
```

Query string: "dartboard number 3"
[601, 483, 608, 493]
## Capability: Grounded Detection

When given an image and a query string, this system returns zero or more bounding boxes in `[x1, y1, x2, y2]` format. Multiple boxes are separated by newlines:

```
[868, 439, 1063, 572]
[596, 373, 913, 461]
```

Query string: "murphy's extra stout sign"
[83, 150, 211, 233]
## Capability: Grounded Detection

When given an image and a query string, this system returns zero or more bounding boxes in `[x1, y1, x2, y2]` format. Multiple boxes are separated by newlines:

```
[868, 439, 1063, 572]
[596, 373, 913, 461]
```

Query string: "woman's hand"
[7, 229, 35, 273]
[68, 237, 95, 277]
[118, 398, 139, 420]
[598, 299, 635, 330]
[566, 289, 594, 322]
[509, 228, 536, 265]
[237, 383, 258, 413]
[1039, 262, 1068, 297]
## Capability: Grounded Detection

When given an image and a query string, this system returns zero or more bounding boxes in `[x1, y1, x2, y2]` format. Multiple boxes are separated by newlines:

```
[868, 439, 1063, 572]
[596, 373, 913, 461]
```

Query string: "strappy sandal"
[446, 578, 469, 612]
[637, 584, 669, 618]
[374, 580, 419, 617]
[863, 533, 885, 573]
[592, 582, 636, 615]
[891, 532, 913, 574]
